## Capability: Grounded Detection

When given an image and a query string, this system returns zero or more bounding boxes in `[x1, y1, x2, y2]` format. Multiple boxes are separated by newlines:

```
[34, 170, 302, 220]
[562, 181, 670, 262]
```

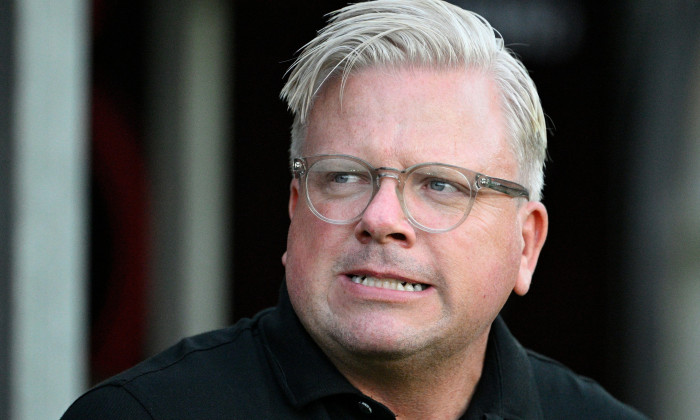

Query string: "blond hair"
[281, 0, 547, 200]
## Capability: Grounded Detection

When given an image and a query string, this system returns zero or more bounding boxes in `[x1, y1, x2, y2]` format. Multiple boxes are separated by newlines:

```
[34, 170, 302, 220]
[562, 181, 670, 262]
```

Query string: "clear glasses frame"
[292, 154, 530, 233]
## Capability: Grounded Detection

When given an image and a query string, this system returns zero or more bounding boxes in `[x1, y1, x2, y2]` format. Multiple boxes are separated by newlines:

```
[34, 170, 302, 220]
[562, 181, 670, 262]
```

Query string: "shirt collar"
[261, 285, 544, 419]
[259, 284, 361, 408]
[463, 316, 544, 420]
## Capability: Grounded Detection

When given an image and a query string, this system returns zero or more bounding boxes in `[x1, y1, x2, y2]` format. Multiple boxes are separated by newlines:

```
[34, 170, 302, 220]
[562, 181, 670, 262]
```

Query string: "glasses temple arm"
[479, 176, 530, 200]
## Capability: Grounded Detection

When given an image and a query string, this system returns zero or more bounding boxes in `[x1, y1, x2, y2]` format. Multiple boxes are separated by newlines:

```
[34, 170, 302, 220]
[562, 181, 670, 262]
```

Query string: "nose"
[354, 176, 416, 247]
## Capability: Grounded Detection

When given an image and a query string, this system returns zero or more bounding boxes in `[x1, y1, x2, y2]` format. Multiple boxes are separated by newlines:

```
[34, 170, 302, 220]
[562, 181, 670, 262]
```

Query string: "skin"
[282, 66, 548, 419]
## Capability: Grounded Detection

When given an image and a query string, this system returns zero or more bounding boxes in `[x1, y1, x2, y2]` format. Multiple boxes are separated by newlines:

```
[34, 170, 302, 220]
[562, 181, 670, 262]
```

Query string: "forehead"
[304, 66, 515, 176]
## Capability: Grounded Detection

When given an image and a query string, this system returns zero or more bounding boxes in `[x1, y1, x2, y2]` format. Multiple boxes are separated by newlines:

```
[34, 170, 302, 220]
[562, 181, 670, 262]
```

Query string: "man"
[63, 0, 647, 418]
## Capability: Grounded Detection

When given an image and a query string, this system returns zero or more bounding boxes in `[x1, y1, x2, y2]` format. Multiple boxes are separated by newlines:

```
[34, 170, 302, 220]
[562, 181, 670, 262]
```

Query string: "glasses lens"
[403, 165, 474, 231]
[305, 157, 373, 223]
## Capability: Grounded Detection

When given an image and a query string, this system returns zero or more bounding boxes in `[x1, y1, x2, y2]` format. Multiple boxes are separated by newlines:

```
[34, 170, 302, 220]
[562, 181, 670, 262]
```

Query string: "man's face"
[283, 66, 547, 364]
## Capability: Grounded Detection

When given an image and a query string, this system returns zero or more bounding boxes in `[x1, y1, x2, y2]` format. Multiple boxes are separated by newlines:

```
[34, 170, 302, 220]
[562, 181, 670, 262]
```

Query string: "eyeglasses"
[292, 154, 529, 233]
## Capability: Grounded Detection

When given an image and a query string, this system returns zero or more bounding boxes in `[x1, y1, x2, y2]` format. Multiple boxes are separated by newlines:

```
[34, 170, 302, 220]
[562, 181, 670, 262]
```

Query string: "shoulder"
[62, 311, 278, 419]
[108, 314, 268, 392]
[61, 385, 153, 420]
[526, 350, 648, 420]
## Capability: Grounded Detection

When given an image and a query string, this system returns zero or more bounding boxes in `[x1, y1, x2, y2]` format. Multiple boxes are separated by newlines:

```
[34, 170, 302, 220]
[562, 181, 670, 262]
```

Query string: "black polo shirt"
[62, 287, 647, 419]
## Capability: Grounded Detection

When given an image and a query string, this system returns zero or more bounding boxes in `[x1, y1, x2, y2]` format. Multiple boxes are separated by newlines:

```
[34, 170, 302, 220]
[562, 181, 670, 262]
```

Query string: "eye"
[331, 173, 362, 184]
[426, 178, 460, 193]
[428, 179, 458, 193]
[321, 171, 370, 190]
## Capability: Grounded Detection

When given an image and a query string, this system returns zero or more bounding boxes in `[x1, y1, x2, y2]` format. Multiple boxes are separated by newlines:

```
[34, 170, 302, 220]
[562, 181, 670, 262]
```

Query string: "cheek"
[284, 213, 321, 318]
[478, 226, 522, 303]
[436, 220, 521, 307]
[285, 209, 345, 293]
[286, 212, 319, 279]
[284, 210, 354, 328]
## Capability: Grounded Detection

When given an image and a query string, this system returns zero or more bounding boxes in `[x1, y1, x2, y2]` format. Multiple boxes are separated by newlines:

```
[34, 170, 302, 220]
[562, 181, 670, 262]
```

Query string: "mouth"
[349, 274, 430, 292]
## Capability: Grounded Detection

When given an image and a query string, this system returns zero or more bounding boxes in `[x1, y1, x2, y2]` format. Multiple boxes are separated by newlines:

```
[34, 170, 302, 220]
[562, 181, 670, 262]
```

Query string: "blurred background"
[1, 0, 699, 418]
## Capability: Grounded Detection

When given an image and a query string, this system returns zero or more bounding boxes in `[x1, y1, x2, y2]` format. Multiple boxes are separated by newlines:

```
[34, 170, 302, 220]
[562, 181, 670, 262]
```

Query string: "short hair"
[280, 0, 547, 201]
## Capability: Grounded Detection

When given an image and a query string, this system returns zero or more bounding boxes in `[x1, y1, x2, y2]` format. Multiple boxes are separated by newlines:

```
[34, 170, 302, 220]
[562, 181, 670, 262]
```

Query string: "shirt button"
[358, 401, 373, 415]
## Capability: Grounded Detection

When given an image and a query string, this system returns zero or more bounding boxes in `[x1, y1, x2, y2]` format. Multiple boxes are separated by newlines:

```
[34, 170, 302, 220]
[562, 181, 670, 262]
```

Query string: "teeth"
[350, 275, 427, 292]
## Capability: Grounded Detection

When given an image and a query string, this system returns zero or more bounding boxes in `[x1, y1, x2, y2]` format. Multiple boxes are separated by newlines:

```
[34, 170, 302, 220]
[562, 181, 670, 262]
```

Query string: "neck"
[329, 329, 490, 420]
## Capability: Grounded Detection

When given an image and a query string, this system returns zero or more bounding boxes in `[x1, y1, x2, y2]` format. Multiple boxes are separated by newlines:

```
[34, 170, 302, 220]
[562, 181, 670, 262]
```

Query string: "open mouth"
[349, 274, 430, 292]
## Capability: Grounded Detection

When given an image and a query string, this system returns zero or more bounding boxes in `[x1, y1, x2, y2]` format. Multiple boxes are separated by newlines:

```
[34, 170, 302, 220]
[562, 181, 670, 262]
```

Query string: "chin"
[326, 316, 435, 359]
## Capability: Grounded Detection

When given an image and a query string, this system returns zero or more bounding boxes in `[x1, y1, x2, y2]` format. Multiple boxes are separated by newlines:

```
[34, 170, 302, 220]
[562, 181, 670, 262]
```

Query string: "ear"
[288, 179, 300, 219]
[513, 201, 548, 296]
[283, 179, 300, 268]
